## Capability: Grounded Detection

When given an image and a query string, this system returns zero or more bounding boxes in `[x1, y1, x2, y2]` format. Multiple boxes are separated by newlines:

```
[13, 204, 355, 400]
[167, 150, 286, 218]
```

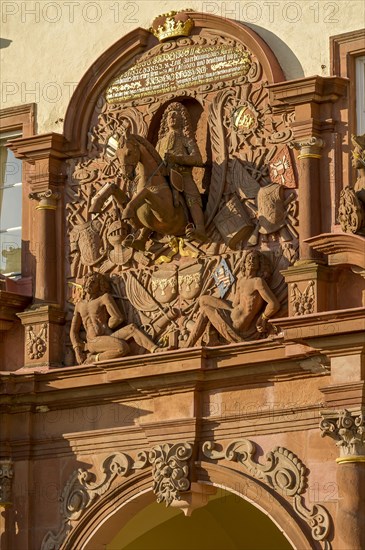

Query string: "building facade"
[0, 4, 365, 549]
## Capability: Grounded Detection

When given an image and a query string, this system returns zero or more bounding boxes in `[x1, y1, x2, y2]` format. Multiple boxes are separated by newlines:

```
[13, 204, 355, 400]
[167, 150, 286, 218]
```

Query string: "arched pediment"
[63, 11, 284, 156]
[42, 440, 332, 550]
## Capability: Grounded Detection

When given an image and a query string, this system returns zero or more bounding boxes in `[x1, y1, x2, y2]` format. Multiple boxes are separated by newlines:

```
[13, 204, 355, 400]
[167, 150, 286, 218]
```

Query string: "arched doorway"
[106, 488, 293, 550]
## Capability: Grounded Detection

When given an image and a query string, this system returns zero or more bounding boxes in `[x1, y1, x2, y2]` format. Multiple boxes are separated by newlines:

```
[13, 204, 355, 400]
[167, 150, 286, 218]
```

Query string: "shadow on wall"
[244, 23, 305, 80]
[0, 38, 12, 49]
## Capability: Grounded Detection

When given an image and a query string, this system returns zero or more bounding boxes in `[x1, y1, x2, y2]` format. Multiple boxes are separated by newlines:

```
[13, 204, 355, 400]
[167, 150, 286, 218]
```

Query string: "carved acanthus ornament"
[149, 443, 193, 506]
[0, 459, 13, 507]
[26, 323, 48, 360]
[290, 280, 315, 315]
[320, 409, 365, 463]
[202, 440, 332, 547]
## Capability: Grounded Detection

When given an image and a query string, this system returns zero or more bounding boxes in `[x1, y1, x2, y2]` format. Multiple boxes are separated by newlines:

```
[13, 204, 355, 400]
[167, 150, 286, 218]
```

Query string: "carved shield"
[73, 220, 106, 266]
[178, 263, 203, 301]
[213, 195, 253, 249]
[257, 183, 286, 234]
[151, 268, 177, 304]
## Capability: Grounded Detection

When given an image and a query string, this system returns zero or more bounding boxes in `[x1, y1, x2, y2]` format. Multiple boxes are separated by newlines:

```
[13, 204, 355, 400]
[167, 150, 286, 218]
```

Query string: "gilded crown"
[150, 10, 194, 42]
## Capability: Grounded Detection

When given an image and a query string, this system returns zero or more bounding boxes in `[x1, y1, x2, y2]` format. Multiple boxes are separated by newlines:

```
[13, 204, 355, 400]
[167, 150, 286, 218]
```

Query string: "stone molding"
[0, 290, 32, 332]
[41, 443, 194, 549]
[202, 439, 332, 548]
[320, 409, 365, 462]
[42, 439, 332, 549]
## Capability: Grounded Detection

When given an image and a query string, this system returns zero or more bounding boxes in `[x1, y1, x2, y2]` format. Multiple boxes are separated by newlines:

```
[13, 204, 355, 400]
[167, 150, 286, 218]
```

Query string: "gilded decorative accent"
[291, 136, 324, 159]
[336, 456, 365, 464]
[29, 189, 60, 210]
[150, 11, 194, 42]
[106, 45, 251, 103]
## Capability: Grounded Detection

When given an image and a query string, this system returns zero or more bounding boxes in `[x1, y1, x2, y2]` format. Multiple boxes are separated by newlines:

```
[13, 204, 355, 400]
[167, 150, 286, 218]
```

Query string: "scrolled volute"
[202, 440, 330, 547]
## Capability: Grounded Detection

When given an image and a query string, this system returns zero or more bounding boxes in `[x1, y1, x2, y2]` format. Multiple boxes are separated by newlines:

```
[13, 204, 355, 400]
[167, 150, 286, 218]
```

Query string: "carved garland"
[202, 440, 332, 548]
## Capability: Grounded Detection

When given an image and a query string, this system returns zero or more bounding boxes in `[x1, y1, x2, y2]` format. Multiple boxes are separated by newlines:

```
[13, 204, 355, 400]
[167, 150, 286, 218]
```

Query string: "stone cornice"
[274, 307, 365, 347]
[267, 75, 348, 110]
[7, 132, 68, 161]
[0, 290, 32, 331]
[305, 233, 365, 270]
[0, 340, 329, 409]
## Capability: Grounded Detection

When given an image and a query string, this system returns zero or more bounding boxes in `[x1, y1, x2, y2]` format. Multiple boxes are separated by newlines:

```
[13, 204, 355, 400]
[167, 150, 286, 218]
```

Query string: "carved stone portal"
[41, 439, 332, 549]
[65, 11, 299, 362]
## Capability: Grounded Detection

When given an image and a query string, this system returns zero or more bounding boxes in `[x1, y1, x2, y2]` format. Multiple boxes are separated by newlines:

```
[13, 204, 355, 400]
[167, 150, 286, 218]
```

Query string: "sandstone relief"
[65, 12, 299, 363]
[338, 133, 365, 234]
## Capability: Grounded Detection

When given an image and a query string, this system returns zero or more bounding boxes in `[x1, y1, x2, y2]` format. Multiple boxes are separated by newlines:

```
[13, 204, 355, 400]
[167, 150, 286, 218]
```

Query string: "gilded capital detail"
[291, 136, 324, 159]
[29, 189, 61, 210]
[320, 409, 365, 463]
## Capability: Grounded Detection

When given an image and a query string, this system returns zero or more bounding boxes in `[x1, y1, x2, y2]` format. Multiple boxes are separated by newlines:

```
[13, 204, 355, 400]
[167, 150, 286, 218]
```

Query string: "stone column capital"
[291, 136, 324, 159]
[320, 409, 365, 463]
[29, 189, 61, 210]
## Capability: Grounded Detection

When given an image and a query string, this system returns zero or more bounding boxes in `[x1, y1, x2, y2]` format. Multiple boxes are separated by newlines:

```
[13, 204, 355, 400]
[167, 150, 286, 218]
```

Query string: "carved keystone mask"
[178, 263, 203, 301]
[151, 268, 178, 304]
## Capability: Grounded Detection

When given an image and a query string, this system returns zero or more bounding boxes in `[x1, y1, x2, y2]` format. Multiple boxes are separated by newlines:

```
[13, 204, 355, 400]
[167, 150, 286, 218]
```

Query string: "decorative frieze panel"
[64, 10, 301, 365]
[42, 438, 333, 549]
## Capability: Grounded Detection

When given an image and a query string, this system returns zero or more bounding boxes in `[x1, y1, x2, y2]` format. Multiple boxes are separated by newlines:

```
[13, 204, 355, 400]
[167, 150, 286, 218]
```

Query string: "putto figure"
[156, 102, 207, 242]
[70, 272, 158, 364]
[186, 250, 280, 346]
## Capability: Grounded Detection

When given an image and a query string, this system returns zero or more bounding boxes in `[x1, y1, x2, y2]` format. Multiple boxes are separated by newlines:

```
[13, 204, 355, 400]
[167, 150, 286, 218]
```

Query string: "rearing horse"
[117, 133, 188, 237]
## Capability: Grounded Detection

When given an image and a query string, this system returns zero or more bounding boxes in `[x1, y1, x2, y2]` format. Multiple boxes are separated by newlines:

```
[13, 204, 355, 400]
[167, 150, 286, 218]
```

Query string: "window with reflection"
[356, 55, 365, 134]
[0, 132, 22, 275]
